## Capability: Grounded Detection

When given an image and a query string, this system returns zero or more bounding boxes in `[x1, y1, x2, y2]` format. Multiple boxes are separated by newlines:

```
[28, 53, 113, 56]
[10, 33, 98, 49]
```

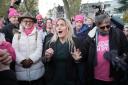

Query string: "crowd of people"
[0, 0, 128, 85]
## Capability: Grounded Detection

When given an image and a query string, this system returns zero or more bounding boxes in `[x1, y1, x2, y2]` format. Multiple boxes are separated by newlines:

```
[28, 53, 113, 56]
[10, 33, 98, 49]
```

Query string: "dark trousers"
[18, 77, 45, 85]
[92, 79, 117, 85]
[0, 70, 18, 85]
[77, 63, 86, 85]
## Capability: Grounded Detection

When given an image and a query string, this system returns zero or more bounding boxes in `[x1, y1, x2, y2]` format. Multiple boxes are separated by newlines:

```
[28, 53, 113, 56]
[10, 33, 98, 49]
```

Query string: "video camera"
[92, 4, 124, 30]
[14, 0, 21, 5]
[92, 5, 105, 16]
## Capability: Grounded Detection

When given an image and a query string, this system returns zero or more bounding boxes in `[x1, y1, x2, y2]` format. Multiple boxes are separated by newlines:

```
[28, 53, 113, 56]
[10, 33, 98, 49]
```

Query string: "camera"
[92, 5, 105, 16]
[14, 0, 21, 5]
[92, 5, 101, 9]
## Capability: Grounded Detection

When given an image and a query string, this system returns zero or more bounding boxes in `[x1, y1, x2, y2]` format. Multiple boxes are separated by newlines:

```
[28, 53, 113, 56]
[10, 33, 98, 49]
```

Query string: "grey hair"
[95, 14, 111, 26]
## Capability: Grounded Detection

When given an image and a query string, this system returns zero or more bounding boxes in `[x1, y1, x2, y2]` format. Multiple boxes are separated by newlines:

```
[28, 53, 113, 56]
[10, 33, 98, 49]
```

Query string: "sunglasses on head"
[99, 25, 110, 29]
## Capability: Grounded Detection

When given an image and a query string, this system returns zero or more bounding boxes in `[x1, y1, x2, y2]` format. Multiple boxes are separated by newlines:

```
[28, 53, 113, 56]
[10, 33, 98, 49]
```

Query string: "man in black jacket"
[82, 14, 128, 85]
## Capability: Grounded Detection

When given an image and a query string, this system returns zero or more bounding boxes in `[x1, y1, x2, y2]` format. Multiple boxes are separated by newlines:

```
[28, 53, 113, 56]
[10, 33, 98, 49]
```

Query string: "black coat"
[42, 35, 83, 85]
[1, 23, 19, 43]
[82, 27, 128, 83]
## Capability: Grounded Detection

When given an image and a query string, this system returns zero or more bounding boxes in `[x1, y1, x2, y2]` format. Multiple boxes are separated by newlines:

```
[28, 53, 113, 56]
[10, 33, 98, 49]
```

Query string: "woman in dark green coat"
[43, 18, 84, 85]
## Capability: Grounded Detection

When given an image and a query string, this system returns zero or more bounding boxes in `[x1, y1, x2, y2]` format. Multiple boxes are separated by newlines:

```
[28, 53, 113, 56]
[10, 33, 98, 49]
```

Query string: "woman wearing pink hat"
[1, 9, 19, 43]
[73, 15, 89, 85]
[74, 15, 89, 41]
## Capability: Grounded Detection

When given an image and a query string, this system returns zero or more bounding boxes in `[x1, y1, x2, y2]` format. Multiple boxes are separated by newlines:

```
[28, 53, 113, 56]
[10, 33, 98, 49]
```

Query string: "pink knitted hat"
[8, 10, 19, 18]
[75, 15, 84, 22]
[36, 14, 43, 19]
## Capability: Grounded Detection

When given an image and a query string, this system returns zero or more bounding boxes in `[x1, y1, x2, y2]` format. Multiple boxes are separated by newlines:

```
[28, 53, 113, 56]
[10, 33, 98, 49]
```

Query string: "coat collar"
[88, 26, 97, 38]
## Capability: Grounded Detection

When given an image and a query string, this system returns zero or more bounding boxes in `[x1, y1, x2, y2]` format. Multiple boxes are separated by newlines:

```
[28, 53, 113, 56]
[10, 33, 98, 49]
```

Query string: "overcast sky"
[38, 0, 113, 17]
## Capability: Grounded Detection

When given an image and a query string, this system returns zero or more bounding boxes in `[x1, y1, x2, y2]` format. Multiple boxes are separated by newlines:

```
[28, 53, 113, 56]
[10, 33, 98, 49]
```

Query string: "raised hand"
[10, 0, 16, 6]
[71, 47, 82, 61]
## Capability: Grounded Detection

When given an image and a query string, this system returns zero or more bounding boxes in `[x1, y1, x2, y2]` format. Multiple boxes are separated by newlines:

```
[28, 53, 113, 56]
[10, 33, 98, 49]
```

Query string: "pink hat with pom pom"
[75, 15, 84, 22]
[8, 11, 19, 18]
[8, 8, 19, 18]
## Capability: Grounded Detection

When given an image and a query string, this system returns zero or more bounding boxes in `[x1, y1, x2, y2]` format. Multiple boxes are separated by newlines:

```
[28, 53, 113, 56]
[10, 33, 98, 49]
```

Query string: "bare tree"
[18, 0, 38, 16]
[62, 0, 81, 19]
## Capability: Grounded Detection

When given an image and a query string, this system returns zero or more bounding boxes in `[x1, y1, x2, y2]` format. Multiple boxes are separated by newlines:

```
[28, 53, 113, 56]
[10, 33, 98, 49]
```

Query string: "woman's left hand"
[71, 47, 82, 61]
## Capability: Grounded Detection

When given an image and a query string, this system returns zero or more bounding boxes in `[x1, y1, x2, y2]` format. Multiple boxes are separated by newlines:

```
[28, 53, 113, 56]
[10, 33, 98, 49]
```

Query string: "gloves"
[21, 59, 33, 68]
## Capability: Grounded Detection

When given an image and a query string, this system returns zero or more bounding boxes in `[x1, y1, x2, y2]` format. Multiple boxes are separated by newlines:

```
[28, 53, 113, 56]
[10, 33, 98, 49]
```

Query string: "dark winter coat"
[74, 24, 89, 41]
[42, 35, 83, 85]
[1, 23, 19, 43]
[82, 26, 128, 83]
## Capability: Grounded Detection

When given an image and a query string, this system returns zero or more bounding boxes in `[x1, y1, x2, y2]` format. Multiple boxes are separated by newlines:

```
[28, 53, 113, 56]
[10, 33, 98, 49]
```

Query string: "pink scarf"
[24, 26, 34, 36]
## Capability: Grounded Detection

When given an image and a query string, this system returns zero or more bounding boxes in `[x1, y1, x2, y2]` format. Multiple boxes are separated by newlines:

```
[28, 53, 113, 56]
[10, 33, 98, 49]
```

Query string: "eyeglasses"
[99, 25, 110, 29]
[22, 20, 34, 23]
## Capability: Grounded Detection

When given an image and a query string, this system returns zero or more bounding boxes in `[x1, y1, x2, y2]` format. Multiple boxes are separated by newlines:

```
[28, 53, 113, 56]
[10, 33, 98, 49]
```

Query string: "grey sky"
[38, 0, 113, 17]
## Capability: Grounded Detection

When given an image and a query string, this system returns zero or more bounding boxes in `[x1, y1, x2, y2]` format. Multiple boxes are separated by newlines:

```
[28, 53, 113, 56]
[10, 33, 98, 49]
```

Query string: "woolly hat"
[75, 15, 84, 22]
[18, 12, 37, 23]
[8, 9, 19, 18]
[36, 14, 43, 20]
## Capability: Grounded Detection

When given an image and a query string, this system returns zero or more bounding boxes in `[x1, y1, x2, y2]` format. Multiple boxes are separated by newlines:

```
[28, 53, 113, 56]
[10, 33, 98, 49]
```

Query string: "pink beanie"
[75, 15, 84, 22]
[8, 10, 19, 18]
[36, 14, 43, 19]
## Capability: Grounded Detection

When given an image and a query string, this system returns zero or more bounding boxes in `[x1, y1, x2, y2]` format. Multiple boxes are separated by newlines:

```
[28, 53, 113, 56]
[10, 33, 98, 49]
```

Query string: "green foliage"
[69, 0, 81, 16]
[123, 10, 128, 23]
[0, 0, 10, 17]
[63, 0, 81, 19]
[18, 0, 38, 16]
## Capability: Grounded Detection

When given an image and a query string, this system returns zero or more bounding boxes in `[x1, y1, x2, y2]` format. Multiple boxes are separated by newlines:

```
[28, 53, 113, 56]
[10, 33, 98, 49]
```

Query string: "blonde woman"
[43, 18, 83, 85]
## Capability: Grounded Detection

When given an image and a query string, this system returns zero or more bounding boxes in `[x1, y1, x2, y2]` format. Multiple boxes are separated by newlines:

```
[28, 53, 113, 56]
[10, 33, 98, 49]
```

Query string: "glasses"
[99, 25, 110, 29]
[22, 20, 34, 23]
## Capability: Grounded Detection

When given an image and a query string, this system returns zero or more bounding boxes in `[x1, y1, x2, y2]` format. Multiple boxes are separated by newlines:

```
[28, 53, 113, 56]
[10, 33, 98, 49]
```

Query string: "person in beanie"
[73, 15, 89, 85]
[82, 14, 128, 85]
[36, 14, 47, 42]
[36, 14, 45, 31]
[0, 32, 17, 85]
[2, 10, 19, 43]
[12, 12, 45, 85]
